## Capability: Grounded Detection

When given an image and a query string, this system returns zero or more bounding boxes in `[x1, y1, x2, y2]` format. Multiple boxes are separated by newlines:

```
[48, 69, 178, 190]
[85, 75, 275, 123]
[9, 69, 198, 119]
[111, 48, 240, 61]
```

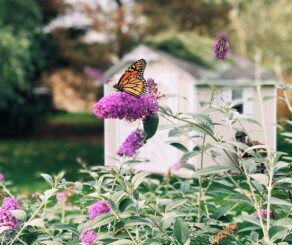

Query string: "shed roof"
[105, 44, 278, 86]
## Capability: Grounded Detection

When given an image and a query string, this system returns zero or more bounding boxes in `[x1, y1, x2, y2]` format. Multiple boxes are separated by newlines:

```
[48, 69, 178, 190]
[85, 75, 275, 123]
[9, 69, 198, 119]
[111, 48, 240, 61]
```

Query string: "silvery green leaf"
[10, 210, 27, 220]
[250, 174, 269, 186]
[26, 218, 45, 228]
[74, 181, 83, 192]
[270, 227, 289, 242]
[78, 213, 114, 231]
[108, 240, 134, 245]
[132, 172, 149, 191]
[174, 218, 190, 245]
[274, 178, 292, 185]
[40, 173, 54, 186]
[196, 166, 230, 176]
[268, 197, 292, 207]
[272, 218, 292, 229]
[235, 213, 261, 227]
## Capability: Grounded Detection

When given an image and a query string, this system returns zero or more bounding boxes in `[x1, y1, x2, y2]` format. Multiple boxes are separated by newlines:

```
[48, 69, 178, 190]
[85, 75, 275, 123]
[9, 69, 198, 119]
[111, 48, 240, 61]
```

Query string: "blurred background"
[0, 0, 291, 193]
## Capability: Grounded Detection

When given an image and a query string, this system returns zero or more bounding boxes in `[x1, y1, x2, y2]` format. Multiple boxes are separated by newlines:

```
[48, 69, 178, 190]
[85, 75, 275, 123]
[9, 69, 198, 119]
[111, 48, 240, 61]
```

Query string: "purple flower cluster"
[146, 78, 164, 100]
[88, 200, 110, 220]
[93, 78, 161, 122]
[79, 228, 97, 245]
[0, 197, 20, 231]
[1, 197, 20, 210]
[253, 209, 270, 219]
[93, 92, 158, 122]
[0, 209, 19, 231]
[117, 129, 145, 157]
[214, 34, 229, 60]
[84, 66, 105, 81]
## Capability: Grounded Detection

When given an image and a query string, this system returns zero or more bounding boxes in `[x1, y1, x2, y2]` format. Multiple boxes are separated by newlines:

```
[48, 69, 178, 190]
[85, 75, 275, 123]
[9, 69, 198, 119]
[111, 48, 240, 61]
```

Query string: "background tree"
[0, 0, 51, 133]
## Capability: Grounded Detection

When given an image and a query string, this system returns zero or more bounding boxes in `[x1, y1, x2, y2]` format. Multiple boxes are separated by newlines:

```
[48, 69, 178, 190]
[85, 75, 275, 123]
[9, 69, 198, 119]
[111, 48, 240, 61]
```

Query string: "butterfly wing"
[114, 59, 147, 97]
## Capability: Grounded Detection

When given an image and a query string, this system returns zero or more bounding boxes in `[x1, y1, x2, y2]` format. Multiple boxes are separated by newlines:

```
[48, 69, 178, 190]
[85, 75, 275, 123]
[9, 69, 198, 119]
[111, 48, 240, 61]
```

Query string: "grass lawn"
[0, 112, 104, 193]
[0, 140, 103, 193]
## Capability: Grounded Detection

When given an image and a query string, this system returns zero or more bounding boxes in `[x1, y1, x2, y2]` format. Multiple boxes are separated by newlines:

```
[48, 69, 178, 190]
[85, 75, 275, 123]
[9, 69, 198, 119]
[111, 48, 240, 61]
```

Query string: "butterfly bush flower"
[88, 200, 110, 220]
[0, 209, 19, 231]
[56, 192, 67, 202]
[80, 228, 97, 245]
[253, 209, 270, 219]
[84, 66, 105, 80]
[0, 172, 4, 182]
[117, 129, 145, 157]
[146, 78, 164, 100]
[93, 78, 160, 122]
[214, 34, 229, 60]
[1, 197, 20, 210]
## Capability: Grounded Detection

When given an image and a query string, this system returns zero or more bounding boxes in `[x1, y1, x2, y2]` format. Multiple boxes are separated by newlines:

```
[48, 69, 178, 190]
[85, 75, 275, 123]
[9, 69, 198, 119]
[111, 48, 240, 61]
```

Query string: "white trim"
[243, 88, 253, 116]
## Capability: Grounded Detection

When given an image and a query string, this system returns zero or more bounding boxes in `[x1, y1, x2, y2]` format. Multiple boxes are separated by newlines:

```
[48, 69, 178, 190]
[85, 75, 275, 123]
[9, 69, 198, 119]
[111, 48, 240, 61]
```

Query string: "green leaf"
[78, 213, 114, 231]
[268, 197, 292, 207]
[141, 239, 163, 245]
[26, 218, 45, 228]
[119, 198, 133, 212]
[273, 218, 292, 229]
[270, 226, 289, 242]
[274, 178, 292, 185]
[196, 166, 230, 176]
[235, 213, 261, 227]
[143, 114, 159, 140]
[131, 172, 149, 191]
[9, 210, 26, 220]
[213, 205, 230, 219]
[40, 173, 54, 186]
[174, 218, 190, 245]
[250, 174, 269, 186]
[170, 142, 188, 152]
[52, 223, 79, 235]
[122, 216, 152, 227]
[182, 151, 200, 161]
[109, 240, 134, 245]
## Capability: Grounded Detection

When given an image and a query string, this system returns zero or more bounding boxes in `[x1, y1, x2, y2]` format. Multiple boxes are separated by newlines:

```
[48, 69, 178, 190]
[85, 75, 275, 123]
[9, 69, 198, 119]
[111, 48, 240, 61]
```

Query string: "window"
[232, 88, 244, 114]
[222, 88, 253, 116]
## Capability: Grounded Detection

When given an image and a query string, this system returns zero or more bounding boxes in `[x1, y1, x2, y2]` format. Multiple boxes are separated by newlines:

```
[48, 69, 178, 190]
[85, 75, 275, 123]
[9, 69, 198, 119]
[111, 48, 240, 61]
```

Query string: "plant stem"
[266, 169, 274, 233]
[61, 202, 66, 223]
[0, 184, 14, 197]
[10, 202, 45, 245]
[111, 209, 138, 245]
[242, 162, 268, 241]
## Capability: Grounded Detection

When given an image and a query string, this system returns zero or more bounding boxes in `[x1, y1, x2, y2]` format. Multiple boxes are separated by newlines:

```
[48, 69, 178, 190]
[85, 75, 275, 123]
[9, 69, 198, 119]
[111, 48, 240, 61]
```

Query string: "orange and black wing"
[113, 59, 147, 97]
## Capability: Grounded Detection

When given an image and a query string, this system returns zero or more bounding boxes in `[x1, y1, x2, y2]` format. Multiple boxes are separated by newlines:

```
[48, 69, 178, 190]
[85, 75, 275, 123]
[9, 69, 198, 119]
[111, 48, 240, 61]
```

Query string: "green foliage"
[143, 114, 159, 141]
[144, 31, 215, 68]
[0, 0, 51, 132]
[0, 28, 32, 107]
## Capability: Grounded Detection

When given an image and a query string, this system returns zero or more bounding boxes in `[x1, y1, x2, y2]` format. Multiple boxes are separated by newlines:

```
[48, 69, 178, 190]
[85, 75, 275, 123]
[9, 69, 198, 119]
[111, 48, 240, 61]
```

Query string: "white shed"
[103, 44, 277, 174]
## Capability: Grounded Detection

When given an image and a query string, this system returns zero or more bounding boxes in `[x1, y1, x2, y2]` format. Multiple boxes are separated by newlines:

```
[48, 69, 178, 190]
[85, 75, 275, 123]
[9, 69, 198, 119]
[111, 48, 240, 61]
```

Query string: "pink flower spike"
[88, 200, 111, 220]
[79, 228, 97, 245]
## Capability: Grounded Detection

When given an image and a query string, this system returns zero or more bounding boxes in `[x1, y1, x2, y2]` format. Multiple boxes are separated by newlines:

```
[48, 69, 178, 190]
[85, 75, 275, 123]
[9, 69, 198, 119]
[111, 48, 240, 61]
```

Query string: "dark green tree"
[0, 0, 51, 133]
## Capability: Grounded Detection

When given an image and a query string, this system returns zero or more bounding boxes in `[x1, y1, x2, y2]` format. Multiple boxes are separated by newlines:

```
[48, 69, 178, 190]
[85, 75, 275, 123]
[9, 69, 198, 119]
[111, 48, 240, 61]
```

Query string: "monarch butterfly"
[113, 59, 147, 98]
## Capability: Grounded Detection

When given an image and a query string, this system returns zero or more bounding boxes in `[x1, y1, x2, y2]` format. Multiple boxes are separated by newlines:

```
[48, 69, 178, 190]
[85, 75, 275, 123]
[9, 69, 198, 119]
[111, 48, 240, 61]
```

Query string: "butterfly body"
[113, 59, 147, 98]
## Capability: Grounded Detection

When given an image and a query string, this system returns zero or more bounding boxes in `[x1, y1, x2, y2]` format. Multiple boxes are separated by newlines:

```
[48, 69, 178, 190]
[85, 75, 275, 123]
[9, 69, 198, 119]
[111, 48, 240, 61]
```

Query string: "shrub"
[0, 76, 291, 244]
